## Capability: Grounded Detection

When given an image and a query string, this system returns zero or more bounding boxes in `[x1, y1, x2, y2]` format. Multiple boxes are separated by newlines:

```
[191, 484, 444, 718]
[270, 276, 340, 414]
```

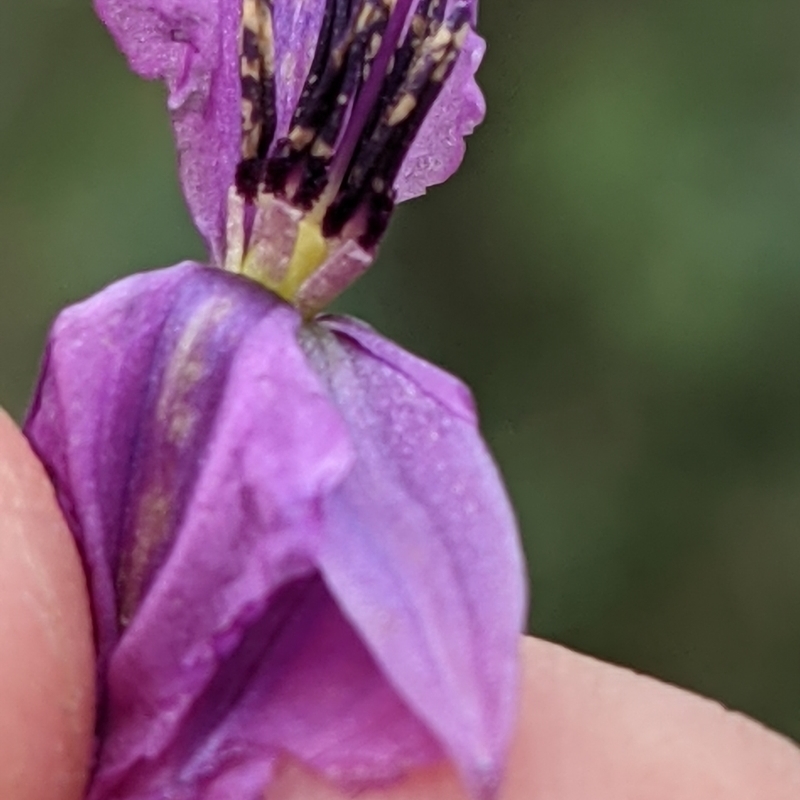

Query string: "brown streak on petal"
[117, 489, 171, 629]
[116, 298, 234, 628]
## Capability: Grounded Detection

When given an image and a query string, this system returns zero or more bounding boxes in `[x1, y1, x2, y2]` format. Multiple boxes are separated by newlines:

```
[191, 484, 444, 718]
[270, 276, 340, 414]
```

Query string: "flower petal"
[27, 262, 348, 663]
[303, 315, 527, 799]
[395, 24, 487, 202]
[94, 0, 237, 262]
[26, 265, 523, 800]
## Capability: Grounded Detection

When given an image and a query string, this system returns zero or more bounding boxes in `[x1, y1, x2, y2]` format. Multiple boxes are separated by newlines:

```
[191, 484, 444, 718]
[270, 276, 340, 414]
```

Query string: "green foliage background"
[1, 1, 798, 740]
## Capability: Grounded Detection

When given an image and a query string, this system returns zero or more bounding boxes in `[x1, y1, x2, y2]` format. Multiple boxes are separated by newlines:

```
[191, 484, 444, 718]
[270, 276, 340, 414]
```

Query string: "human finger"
[268, 636, 800, 799]
[0, 410, 95, 800]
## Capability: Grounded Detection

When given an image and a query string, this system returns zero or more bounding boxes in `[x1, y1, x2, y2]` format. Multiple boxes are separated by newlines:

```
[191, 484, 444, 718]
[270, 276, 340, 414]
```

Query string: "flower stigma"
[224, 0, 471, 315]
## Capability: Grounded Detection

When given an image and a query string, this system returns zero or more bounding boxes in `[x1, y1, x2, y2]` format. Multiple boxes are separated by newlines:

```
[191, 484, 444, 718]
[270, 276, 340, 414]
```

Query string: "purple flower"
[23, 2, 526, 799]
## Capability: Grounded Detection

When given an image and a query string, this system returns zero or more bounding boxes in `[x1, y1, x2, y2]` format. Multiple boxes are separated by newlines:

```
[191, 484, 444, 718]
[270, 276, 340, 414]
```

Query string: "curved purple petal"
[395, 26, 486, 203]
[307, 315, 526, 798]
[25, 265, 524, 799]
[94, 0, 239, 263]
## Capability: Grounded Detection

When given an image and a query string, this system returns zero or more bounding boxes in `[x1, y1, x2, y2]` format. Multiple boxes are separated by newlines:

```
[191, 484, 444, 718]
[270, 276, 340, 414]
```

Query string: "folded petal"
[306, 316, 527, 798]
[25, 265, 523, 800]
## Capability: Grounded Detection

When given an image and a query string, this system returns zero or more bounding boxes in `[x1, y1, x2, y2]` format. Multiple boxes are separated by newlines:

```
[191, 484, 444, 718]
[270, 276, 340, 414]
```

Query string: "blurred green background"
[1, 1, 799, 741]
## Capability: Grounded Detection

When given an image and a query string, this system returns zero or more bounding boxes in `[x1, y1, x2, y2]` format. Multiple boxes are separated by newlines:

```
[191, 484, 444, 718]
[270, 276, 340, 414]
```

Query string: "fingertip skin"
[511, 637, 800, 800]
[0, 410, 95, 800]
[268, 638, 800, 800]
